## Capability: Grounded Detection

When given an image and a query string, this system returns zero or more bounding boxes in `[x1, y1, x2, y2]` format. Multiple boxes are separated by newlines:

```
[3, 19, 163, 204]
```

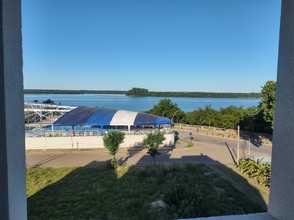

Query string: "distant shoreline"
[24, 89, 260, 99]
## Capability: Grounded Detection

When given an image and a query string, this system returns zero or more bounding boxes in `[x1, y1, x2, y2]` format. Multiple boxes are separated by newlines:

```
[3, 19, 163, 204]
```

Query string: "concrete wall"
[268, 1, 294, 219]
[26, 133, 175, 150]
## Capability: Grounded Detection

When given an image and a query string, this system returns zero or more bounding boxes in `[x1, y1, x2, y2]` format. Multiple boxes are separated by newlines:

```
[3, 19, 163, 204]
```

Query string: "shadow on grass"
[27, 149, 267, 220]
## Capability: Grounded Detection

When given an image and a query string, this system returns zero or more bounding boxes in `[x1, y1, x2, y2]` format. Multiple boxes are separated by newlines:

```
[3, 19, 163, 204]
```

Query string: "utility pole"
[237, 125, 240, 164]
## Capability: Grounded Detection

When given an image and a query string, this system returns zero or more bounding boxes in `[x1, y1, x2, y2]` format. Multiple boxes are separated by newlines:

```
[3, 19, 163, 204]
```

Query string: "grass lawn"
[27, 164, 265, 220]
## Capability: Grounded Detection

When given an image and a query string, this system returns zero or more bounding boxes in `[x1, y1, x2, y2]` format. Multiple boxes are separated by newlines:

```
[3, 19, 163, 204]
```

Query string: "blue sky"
[22, 0, 281, 92]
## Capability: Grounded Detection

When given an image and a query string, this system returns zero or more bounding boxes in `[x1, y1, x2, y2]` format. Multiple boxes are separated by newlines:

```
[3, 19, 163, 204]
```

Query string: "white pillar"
[269, 1, 294, 219]
[0, 0, 27, 219]
[237, 125, 240, 163]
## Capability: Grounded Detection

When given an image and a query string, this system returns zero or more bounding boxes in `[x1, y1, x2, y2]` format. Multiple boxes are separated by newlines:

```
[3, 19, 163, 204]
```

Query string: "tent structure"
[54, 107, 171, 132]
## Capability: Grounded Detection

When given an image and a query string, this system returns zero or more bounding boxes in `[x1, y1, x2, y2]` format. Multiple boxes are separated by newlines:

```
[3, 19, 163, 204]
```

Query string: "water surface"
[24, 94, 260, 112]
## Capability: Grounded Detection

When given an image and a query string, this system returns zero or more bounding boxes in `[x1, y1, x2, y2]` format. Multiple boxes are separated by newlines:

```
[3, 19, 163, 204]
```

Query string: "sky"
[22, 0, 281, 92]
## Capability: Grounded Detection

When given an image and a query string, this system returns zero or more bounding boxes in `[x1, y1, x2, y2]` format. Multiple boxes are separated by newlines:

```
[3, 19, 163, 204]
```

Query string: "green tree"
[260, 81, 276, 130]
[148, 99, 185, 123]
[185, 106, 219, 127]
[184, 106, 263, 131]
[42, 99, 55, 105]
[103, 131, 125, 168]
[126, 88, 149, 96]
[143, 131, 165, 164]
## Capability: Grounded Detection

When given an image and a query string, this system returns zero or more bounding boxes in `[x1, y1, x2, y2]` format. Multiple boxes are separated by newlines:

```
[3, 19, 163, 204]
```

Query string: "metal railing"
[25, 127, 173, 138]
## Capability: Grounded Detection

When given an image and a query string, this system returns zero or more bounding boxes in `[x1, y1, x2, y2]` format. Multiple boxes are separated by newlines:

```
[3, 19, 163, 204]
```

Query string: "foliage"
[25, 88, 260, 98]
[125, 87, 260, 98]
[126, 87, 149, 96]
[148, 98, 185, 123]
[42, 99, 56, 105]
[239, 110, 270, 133]
[103, 131, 125, 168]
[238, 159, 271, 188]
[260, 81, 276, 130]
[27, 165, 264, 219]
[145, 81, 276, 134]
[143, 131, 165, 162]
[185, 106, 259, 130]
[147, 99, 268, 132]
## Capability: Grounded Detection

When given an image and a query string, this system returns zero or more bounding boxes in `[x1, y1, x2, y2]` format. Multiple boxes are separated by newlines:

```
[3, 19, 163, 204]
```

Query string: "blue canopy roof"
[54, 107, 171, 127]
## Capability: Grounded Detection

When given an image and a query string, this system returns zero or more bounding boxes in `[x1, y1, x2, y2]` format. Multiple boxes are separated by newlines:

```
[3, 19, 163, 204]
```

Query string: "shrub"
[143, 131, 165, 164]
[103, 131, 125, 168]
[238, 158, 271, 188]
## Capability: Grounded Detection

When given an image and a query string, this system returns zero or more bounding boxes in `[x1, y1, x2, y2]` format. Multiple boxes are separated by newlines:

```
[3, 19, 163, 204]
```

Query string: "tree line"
[25, 88, 260, 98]
[127, 88, 260, 98]
[147, 81, 276, 134]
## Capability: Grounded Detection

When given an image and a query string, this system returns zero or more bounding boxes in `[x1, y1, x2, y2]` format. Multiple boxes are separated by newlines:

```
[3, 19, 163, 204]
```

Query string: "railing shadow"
[27, 148, 267, 220]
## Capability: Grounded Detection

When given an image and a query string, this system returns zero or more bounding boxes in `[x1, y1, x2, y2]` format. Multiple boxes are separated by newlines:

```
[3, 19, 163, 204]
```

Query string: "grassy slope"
[27, 165, 265, 220]
[209, 164, 270, 207]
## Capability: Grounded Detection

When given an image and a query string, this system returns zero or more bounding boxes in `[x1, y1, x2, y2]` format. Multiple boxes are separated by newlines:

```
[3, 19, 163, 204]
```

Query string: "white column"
[269, 1, 294, 219]
[0, 0, 27, 219]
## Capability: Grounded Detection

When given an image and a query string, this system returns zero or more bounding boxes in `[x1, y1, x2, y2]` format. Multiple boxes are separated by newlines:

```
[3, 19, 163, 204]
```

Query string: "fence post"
[248, 140, 251, 159]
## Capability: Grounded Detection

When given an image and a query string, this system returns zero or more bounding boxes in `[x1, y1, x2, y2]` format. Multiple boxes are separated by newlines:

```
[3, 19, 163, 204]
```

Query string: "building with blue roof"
[54, 107, 172, 132]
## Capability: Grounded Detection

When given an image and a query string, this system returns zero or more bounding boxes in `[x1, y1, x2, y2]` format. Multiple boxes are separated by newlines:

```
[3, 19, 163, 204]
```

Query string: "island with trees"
[126, 88, 260, 98]
[24, 88, 260, 98]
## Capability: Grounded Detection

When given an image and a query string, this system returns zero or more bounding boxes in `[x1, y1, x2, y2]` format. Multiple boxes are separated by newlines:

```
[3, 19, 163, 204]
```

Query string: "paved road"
[26, 142, 233, 168]
[178, 130, 272, 162]
[26, 130, 272, 168]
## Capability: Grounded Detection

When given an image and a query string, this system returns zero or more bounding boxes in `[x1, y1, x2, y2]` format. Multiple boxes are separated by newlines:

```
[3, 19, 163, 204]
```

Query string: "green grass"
[27, 164, 265, 220]
[177, 139, 194, 148]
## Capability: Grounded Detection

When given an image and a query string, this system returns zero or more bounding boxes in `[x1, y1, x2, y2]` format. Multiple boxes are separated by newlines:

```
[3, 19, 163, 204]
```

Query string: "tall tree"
[260, 81, 276, 130]
[148, 98, 185, 123]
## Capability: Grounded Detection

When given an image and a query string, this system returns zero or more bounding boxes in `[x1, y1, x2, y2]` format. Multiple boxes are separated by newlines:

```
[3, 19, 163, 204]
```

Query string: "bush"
[238, 159, 271, 188]
[103, 131, 125, 168]
[184, 106, 260, 130]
